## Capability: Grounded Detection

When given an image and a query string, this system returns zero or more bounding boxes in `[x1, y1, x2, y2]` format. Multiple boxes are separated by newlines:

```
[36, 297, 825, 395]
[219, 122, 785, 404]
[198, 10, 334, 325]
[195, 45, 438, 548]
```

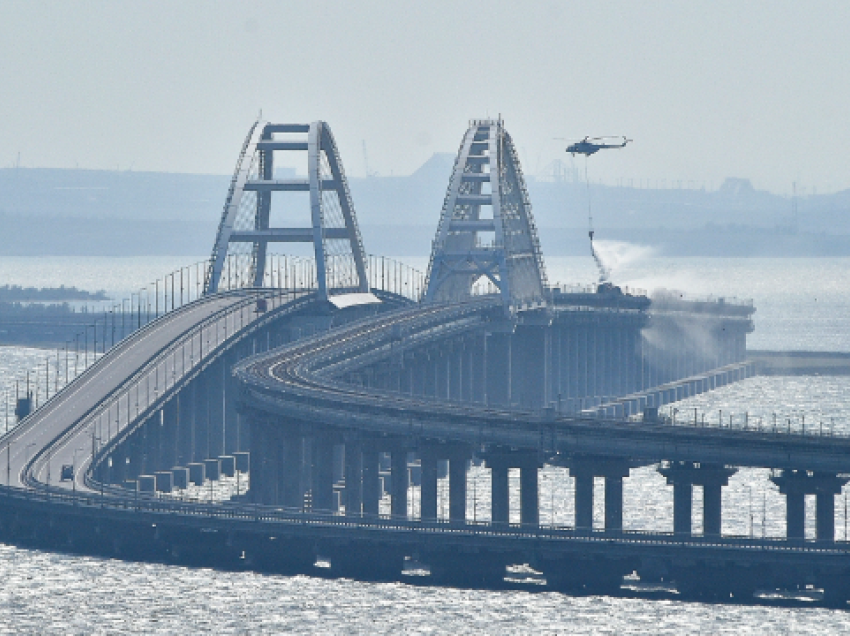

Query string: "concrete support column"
[391, 450, 409, 518]
[344, 439, 362, 516]
[703, 480, 723, 537]
[420, 451, 438, 521]
[817, 491, 836, 544]
[449, 456, 467, 523]
[604, 475, 624, 532]
[207, 361, 225, 460]
[520, 461, 539, 527]
[573, 469, 594, 531]
[176, 393, 193, 467]
[192, 375, 209, 462]
[311, 435, 335, 513]
[786, 491, 806, 540]
[571, 458, 631, 532]
[771, 470, 848, 543]
[661, 462, 737, 538]
[280, 433, 303, 509]
[490, 463, 509, 525]
[423, 354, 437, 397]
[247, 414, 268, 504]
[513, 326, 546, 408]
[471, 342, 486, 404]
[144, 415, 161, 474]
[435, 353, 449, 400]
[485, 333, 511, 407]
[448, 347, 462, 401]
[361, 448, 381, 516]
[262, 425, 280, 505]
[672, 481, 693, 535]
[160, 399, 178, 470]
[223, 354, 240, 454]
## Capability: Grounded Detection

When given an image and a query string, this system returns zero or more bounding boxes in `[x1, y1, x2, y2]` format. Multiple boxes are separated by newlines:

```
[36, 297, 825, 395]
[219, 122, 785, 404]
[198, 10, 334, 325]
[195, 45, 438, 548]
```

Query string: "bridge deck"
[2, 289, 307, 494]
[238, 300, 850, 473]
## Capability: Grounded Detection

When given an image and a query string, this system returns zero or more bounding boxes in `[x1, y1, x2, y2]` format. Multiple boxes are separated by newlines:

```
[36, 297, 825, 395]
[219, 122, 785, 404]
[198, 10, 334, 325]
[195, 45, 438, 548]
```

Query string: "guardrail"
[74, 289, 315, 490]
[656, 405, 848, 440]
[9, 288, 312, 493]
[2, 485, 849, 557]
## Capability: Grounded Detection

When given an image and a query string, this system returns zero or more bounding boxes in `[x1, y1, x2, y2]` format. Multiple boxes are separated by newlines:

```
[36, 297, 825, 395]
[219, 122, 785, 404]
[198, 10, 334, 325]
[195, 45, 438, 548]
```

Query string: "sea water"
[1, 254, 849, 634]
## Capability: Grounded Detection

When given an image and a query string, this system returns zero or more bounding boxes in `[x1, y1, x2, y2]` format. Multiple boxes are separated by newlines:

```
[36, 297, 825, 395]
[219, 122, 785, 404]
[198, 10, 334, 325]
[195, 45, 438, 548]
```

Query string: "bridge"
[3, 118, 848, 604]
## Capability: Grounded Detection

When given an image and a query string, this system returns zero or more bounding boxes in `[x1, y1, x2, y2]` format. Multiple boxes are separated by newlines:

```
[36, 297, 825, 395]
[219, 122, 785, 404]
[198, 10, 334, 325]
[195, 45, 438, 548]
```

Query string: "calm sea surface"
[1, 254, 850, 634]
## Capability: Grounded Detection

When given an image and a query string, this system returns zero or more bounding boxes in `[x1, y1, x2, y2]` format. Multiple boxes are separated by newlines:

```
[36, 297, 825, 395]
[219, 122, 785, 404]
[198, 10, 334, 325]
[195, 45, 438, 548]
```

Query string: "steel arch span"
[424, 118, 548, 313]
[204, 120, 368, 300]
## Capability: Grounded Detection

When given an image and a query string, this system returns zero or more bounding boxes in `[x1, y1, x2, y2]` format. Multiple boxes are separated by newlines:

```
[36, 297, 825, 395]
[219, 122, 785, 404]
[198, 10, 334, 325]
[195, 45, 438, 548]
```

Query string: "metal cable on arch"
[204, 120, 369, 300]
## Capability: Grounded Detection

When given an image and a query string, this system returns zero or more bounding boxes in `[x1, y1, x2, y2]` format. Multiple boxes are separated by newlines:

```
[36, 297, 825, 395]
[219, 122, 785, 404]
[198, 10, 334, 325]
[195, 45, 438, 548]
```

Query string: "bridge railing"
[1, 252, 427, 434]
[656, 405, 849, 439]
[4, 485, 850, 555]
[75, 288, 315, 484]
[205, 252, 426, 303]
[365, 255, 425, 302]
[1, 259, 212, 433]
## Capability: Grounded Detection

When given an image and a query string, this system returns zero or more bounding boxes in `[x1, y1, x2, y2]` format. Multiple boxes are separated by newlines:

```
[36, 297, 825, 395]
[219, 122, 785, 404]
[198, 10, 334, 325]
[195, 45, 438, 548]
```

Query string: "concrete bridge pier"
[144, 413, 162, 475]
[419, 446, 438, 521]
[485, 451, 540, 527]
[448, 452, 467, 523]
[489, 461, 509, 525]
[175, 393, 193, 467]
[192, 376, 209, 463]
[279, 430, 305, 509]
[512, 326, 547, 409]
[418, 444, 469, 522]
[569, 457, 630, 533]
[223, 352, 241, 454]
[344, 436, 363, 516]
[484, 333, 511, 407]
[660, 462, 738, 537]
[360, 446, 381, 516]
[390, 448, 409, 518]
[159, 399, 179, 471]
[770, 469, 849, 542]
[246, 415, 271, 504]
[207, 360, 226, 461]
[310, 432, 337, 513]
[434, 351, 449, 400]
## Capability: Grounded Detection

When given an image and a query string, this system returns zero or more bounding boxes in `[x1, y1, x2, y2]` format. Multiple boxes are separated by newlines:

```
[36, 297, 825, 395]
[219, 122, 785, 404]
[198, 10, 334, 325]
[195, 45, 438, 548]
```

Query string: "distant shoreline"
[0, 285, 108, 303]
[748, 350, 850, 376]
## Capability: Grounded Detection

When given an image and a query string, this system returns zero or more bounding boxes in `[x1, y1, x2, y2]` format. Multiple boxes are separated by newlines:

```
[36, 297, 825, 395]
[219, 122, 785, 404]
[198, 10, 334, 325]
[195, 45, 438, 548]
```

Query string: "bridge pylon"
[423, 118, 548, 312]
[205, 120, 368, 299]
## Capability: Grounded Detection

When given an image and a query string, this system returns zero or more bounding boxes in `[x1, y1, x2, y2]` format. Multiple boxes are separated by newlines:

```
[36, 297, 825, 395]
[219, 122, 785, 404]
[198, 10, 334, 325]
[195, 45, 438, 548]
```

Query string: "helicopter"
[566, 135, 632, 156]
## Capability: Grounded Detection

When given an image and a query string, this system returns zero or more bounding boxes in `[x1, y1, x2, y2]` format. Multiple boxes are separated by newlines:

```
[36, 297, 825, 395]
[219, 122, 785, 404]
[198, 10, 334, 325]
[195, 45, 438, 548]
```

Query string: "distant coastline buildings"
[0, 161, 848, 257]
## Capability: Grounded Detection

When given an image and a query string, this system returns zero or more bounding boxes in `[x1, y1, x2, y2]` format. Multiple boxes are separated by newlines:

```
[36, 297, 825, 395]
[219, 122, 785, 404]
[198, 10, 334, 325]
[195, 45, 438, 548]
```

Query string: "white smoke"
[591, 240, 656, 283]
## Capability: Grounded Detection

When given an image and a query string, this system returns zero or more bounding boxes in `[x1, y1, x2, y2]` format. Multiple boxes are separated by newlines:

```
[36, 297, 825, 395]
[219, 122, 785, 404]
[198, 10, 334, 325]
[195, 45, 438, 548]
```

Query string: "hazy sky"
[1, 1, 848, 195]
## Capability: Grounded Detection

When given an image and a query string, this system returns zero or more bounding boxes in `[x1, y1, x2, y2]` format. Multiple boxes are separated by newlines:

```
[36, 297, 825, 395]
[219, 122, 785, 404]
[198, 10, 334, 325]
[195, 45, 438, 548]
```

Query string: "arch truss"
[205, 120, 368, 299]
[423, 118, 548, 312]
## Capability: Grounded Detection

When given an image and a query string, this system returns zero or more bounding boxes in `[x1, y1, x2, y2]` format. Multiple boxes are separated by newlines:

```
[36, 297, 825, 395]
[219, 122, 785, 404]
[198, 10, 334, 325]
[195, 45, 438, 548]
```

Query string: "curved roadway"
[1, 288, 307, 495]
[237, 299, 850, 473]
